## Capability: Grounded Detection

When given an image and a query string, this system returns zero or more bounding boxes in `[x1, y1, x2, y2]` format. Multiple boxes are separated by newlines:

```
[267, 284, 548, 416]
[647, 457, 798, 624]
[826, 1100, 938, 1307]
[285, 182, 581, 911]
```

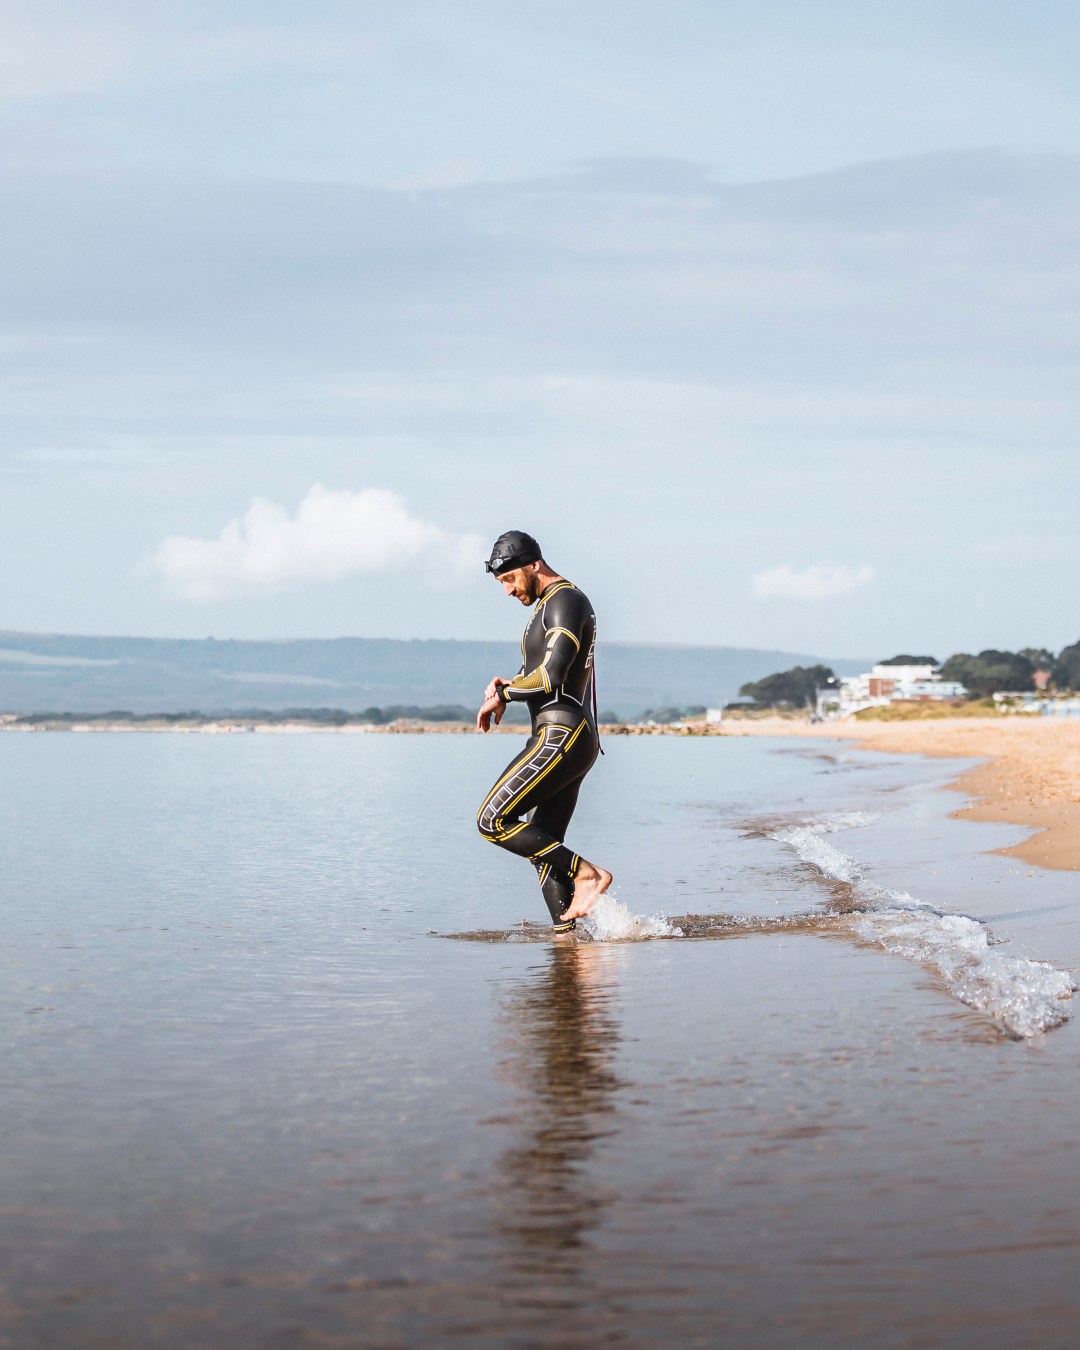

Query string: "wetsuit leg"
[477, 719, 598, 925]
[528, 779, 582, 924]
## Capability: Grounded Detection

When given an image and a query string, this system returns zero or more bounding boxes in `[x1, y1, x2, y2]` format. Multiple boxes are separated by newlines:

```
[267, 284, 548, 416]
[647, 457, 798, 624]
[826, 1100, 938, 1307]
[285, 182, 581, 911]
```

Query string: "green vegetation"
[938, 650, 1036, 697]
[877, 654, 939, 666]
[913, 644, 1078, 700]
[1052, 640, 1080, 692]
[853, 698, 996, 722]
[738, 665, 836, 709]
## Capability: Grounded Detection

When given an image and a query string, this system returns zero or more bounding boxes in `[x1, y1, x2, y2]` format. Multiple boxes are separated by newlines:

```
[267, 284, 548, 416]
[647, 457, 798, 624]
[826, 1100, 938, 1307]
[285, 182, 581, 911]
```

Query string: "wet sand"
[719, 716, 1080, 872]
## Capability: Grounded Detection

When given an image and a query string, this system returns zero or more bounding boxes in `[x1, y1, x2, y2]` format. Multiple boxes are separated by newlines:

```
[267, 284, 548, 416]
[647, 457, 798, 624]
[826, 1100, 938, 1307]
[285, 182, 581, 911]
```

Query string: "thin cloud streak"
[753, 564, 876, 601]
[554, 76, 672, 119]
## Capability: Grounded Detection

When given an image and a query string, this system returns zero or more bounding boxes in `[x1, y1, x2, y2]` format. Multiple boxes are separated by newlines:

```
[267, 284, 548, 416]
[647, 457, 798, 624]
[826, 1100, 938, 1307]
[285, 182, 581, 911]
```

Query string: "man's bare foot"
[560, 860, 613, 922]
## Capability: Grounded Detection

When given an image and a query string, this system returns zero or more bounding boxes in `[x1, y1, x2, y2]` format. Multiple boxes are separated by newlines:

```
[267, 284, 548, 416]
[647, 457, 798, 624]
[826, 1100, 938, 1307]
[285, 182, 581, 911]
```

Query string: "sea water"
[2, 731, 1080, 1347]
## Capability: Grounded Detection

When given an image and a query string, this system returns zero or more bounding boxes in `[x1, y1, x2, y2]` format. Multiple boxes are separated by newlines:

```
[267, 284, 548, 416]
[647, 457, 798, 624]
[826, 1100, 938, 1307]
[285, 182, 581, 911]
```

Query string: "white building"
[829, 664, 967, 717]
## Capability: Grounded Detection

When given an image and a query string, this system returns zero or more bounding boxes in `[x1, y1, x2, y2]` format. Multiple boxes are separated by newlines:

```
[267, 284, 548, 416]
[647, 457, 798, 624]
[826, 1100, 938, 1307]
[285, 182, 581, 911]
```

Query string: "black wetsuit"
[477, 580, 599, 930]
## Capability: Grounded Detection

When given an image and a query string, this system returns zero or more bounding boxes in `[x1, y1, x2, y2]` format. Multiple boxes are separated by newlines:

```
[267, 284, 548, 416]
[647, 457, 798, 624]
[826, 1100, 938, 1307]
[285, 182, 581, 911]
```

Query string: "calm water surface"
[2, 731, 1080, 1347]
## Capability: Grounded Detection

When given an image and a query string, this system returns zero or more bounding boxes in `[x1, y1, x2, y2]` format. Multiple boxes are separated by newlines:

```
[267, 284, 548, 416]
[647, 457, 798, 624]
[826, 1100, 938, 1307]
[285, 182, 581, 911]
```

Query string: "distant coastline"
[0, 709, 804, 736]
[0, 630, 869, 720]
[0, 711, 476, 735]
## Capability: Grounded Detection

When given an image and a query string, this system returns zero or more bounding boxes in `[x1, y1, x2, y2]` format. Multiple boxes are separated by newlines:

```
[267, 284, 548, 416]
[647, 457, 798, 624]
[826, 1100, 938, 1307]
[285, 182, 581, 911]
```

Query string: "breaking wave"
[770, 813, 1075, 1038]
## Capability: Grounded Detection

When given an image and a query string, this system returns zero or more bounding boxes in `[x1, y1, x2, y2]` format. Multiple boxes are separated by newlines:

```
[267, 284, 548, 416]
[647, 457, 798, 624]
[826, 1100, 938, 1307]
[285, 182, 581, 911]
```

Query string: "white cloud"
[752, 564, 875, 601]
[153, 484, 480, 599]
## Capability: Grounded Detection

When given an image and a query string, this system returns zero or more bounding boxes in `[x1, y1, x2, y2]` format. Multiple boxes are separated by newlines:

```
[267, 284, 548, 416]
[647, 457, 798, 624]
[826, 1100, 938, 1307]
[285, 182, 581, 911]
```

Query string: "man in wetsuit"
[476, 531, 612, 933]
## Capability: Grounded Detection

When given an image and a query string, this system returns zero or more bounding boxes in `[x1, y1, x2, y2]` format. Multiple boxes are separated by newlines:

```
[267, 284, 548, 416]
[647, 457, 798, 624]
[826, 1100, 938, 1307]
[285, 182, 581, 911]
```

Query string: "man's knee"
[476, 799, 502, 842]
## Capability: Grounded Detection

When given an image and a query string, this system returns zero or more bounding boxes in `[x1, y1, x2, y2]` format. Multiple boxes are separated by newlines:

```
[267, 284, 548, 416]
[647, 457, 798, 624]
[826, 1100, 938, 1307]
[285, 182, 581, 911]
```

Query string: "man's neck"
[537, 570, 565, 594]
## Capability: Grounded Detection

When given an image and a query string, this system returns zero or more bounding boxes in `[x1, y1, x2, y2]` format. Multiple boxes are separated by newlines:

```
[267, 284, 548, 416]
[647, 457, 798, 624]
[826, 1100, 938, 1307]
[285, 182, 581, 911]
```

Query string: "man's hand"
[476, 690, 507, 733]
[477, 675, 511, 732]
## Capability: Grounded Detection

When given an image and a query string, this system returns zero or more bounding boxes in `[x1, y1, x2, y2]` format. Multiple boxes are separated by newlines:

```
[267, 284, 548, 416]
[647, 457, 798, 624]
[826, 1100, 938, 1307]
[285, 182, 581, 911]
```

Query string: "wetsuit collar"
[537, 578, 573, 605]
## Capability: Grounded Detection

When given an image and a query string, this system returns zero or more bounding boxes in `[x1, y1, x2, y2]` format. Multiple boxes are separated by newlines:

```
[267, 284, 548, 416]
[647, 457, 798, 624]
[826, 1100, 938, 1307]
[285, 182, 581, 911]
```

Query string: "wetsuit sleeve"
[499, 590, 585, 702]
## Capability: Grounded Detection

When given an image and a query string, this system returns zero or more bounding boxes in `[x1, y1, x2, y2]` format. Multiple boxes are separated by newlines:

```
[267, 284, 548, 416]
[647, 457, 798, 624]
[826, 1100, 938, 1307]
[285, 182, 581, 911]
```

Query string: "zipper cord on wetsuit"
[592, 664, 604, 754]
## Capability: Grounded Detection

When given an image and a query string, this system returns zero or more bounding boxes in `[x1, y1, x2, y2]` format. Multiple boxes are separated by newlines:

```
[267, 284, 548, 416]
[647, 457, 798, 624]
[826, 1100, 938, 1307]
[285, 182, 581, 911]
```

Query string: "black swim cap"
[485, 530, 542, 575]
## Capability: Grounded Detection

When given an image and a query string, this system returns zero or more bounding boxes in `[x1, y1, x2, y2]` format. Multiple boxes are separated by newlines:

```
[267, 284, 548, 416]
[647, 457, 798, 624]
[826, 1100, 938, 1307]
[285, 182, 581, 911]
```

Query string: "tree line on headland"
[737, 641, 1080, 709]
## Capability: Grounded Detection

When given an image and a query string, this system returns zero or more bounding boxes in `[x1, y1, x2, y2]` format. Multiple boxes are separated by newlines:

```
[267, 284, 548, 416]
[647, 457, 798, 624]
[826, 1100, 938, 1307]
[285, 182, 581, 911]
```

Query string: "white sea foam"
[803, 810, 880, 834]
[856, 910, 1075, 1038]
[770, 812, 1075, 1038]
[581, 892, 683, 941]
[772, 826, 865, 884]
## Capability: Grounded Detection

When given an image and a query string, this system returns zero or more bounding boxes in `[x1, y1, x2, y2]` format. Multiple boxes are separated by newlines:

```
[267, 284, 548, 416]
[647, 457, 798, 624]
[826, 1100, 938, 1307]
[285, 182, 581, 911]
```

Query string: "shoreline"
[715, 715, 1080, 873]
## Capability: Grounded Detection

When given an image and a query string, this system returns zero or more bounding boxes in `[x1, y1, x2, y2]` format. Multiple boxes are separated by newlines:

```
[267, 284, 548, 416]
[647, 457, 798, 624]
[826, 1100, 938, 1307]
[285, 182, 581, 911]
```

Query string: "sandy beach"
[719, 715, 1080, 872]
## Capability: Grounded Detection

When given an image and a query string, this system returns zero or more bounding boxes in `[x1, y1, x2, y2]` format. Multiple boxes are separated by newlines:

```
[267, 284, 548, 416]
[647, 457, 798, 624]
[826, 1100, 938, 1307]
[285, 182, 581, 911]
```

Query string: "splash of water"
[580, 891, 683, 941]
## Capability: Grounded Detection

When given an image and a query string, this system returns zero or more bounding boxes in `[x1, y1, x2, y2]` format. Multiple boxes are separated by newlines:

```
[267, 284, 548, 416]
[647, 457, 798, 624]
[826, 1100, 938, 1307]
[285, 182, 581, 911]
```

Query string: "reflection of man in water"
[494, 944, 623, 1277]
[475, 531, 611, 933]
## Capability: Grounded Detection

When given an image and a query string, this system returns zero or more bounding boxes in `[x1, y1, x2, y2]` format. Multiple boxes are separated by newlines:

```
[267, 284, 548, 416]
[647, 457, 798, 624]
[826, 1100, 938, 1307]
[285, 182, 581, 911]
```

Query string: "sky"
[3, 0, 1079, 659]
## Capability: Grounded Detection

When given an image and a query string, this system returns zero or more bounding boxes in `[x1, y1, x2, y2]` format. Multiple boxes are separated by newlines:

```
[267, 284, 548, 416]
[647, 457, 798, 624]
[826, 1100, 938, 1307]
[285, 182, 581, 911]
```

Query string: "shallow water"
[2, 731, 1080, 1346]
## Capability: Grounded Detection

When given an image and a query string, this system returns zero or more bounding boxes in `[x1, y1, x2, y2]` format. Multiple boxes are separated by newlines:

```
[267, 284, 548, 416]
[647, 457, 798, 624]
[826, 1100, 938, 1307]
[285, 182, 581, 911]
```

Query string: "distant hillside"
[0, 631, 869, 717]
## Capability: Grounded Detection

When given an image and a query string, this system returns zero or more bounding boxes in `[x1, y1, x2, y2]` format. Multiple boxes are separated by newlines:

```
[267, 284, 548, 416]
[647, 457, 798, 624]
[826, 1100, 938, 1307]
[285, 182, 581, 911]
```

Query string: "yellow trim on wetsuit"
[502, 667, 549, 697]
[500, 722, 589, 845]
[502, 620, 580, 700]
[536, 580, 575, 610]
[494, 820, 531, 843]
[499, 742, 568, 814]
[478, 722, 584, 842]
[476, 725, 553, 820]
[479, 725, 581, 844]
[551, 718, 588, 755]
